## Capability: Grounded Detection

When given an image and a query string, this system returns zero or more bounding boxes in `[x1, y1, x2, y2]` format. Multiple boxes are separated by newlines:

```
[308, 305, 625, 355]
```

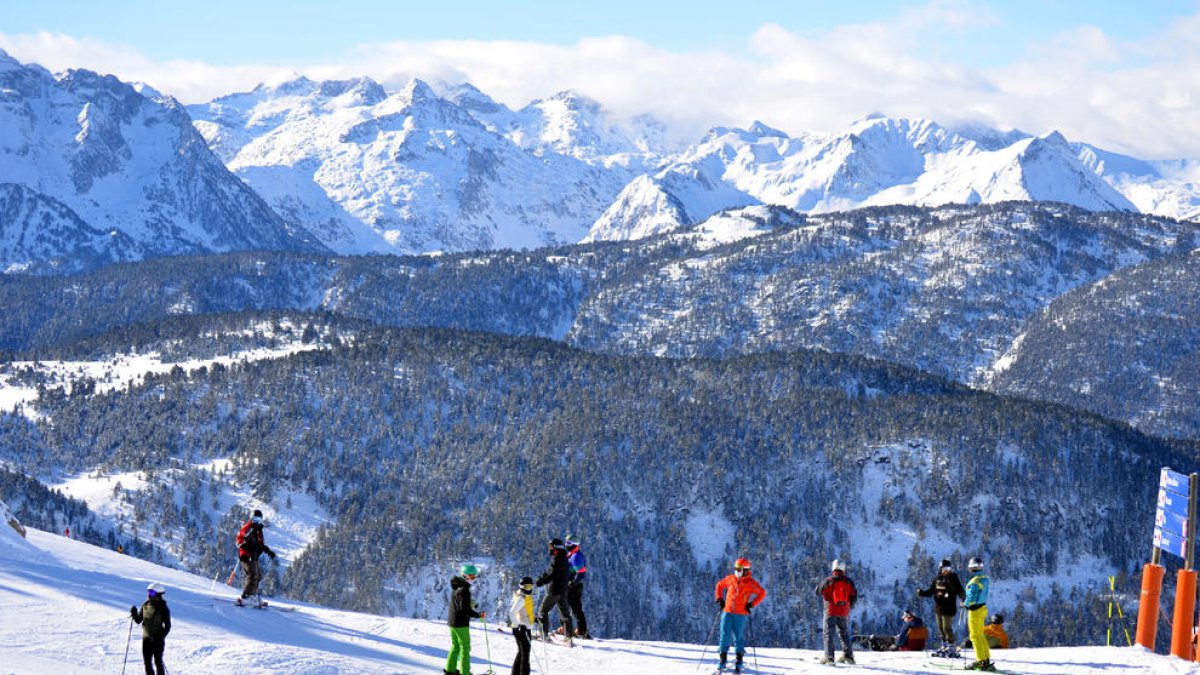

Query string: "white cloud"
[2, 4, 1200, 159]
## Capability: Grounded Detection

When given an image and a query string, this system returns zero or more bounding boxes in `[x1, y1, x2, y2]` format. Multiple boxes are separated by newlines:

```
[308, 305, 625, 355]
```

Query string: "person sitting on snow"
[854, 609, 928, 651]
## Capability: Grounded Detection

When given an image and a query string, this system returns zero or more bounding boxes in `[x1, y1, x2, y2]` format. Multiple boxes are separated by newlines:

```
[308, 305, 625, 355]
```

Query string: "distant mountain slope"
[1, 319, 1189, 648]
[0, 51, 326, 273]
[188, 77, 640, 254]
[0, 202, 1196, 438]
[586, 118, 1148, 241]
[984, 249, 1200, 438]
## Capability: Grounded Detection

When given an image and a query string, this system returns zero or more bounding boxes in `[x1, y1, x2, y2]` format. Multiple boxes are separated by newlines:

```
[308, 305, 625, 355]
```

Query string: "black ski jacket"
[448, 575, 483, 627]
[918, 571, 966, 616]
[536, 548, 571, 595]
[131, 597, 171, 638]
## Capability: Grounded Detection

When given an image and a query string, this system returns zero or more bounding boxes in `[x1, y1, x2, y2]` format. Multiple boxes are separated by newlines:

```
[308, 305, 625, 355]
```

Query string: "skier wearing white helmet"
[963, 556, 996, 672]
[130, 582, 171, 675]
[816, 559, 858, 665]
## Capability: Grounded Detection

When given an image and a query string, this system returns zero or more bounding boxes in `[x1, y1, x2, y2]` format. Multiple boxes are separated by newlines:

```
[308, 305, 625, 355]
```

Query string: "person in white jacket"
[509, 576, 536, 675]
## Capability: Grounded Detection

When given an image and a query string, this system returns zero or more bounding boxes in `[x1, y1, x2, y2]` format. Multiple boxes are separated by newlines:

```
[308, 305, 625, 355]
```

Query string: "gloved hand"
[268, 550, 276, 560]
[715, 598, 724, 608]
[130, 606, 138, 619]
[745, 603, 752, 614]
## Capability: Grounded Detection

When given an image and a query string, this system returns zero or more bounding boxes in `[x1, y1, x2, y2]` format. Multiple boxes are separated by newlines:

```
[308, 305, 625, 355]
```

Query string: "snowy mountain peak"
[444, 82, 509, 116]
[747, 120, 789, 138]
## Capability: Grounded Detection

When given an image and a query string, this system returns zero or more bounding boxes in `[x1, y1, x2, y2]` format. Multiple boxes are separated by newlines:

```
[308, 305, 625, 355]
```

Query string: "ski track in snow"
[0, 525, 1195, 674]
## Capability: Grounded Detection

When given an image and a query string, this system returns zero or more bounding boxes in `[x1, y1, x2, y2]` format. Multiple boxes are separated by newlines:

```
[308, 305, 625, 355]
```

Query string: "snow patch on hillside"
[685, 507, 737, 572]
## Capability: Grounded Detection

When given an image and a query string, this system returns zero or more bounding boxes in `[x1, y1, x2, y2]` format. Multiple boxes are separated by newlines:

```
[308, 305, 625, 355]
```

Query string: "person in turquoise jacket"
[962, 556, 995, 672]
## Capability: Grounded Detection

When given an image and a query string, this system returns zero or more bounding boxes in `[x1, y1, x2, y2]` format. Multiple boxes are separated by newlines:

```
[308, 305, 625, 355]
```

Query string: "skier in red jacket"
[235, 509, 275, 607]
[713, 557, 766, 672]
[816, 559, 858, 664]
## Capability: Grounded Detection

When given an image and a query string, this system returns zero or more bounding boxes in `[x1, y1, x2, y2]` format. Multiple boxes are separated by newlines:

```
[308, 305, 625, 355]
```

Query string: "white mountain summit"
[189, 78, 640, 254]
[0, 50, 323, 273]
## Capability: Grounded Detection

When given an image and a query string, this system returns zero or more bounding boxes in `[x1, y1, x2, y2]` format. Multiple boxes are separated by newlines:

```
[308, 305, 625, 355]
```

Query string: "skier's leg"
[837, 616, 854, 659]
[151, 636, 166, 675]
[731, 613, 748, 656]
[823, 615, 835, 659]
[537, 593, 555, 639]
[141, 637, 154, 675]
[568, 580, 588, 635]
[939, 612, 956, 644]
[555, 592, 574, 638]
[446, 626, 463, 673]
[968, 607, 989, 663]
[718, 611, 733, 653]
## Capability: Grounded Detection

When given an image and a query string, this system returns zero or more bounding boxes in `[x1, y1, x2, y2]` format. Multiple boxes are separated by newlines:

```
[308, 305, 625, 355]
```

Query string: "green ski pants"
[446, 625, 472, 674]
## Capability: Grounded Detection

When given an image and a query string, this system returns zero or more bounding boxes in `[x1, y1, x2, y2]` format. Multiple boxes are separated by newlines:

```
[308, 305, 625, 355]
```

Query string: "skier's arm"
[130, 605, 143, 623]
[163, 605, 171, 637]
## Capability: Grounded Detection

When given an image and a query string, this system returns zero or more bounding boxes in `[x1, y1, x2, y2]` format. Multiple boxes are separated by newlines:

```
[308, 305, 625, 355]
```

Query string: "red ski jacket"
[715, 572, 766, 615]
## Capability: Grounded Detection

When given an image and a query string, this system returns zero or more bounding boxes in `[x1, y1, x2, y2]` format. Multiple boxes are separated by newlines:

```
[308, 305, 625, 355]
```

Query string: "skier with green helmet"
[445, 563, 486, 675]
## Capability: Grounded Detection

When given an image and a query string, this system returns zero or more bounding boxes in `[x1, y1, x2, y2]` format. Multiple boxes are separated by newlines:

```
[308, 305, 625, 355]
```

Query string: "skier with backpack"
[713, 557, 766, 672]
[564, 537, 590, 639]
[508, 576, 536, 675]
[535, 538, 575, 645]
[445, 564, 486, 675]
[962, 556, 996, 672]
[235, 509, 276, 607]
[816, 559, 858, 665]
[129, 582, 171, 675]
[918, 558, 967, 657]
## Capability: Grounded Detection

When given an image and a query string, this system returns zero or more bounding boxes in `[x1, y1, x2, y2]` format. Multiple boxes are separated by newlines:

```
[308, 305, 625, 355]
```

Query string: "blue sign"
[1161, 468, 1190, 497]
[1155, 526, 1189, 558]
[1158, 488, 1189, 519]
[1156, 508, 1188, 536]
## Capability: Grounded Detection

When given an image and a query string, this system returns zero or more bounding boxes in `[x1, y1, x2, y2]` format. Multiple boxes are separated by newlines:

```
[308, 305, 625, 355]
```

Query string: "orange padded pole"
[1137, 563, 1165, 650]
[1172, 568, 1197, 659]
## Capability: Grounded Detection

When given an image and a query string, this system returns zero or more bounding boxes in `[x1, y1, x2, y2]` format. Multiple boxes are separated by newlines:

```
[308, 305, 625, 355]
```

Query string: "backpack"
[141, 600, 167, 636]
[831, 578, 852, 606]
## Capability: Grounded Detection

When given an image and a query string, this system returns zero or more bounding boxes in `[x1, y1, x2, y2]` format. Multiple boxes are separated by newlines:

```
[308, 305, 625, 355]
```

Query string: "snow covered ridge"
[0, 527, 1191, 673]
[0, 50, 326, 275]
[186, 70, 1200, 253]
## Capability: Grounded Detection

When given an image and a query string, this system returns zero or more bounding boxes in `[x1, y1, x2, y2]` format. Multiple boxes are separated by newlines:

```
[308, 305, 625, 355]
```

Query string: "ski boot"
[717, 651, 728, 671]
[818, 656, 835, 665]
[734, 651, 745, 672]
[234, 596, 244, 607]
[965, 659, 996, 672]
[838, 653, 855, 664]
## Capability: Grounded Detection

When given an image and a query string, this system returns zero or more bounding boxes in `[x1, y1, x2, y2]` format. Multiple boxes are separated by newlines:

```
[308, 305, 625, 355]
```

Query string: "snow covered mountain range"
[3, 49, 1199, 271]
[0, 51, 325, 274]
[186, 77, 655, 254]
[187, 75, 1200, 255]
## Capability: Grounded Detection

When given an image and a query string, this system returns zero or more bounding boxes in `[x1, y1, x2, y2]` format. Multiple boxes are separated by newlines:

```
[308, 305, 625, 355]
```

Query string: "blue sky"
[3, 1, 1200, 157]
[2, 0, 1192, 66]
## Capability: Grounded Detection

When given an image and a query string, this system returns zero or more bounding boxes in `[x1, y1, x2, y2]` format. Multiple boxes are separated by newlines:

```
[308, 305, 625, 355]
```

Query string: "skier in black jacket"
[130, 582, 171, 675]
[918, 558, 967, 656]
[445, 564, 485, 675]
[535, 538, 575, 644]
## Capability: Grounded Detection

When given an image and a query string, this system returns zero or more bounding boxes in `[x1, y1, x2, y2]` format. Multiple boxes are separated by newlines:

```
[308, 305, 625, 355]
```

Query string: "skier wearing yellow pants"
[963, 556, 995, 672]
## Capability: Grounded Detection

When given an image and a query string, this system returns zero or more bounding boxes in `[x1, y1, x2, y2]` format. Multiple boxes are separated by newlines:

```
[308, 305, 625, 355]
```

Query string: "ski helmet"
[734, 558, 751, 570]
[549, 538, 564, 549]
[989, 614, 1004, 625]
[520, 576, 534, 593]
[832, 559, 846, 572]
[251, 508, 264, 525]
[967, 556, 984, 571]
[460, 564, 479, 577]
[147, 582, 166, 596]
[939, 558, 952, 571]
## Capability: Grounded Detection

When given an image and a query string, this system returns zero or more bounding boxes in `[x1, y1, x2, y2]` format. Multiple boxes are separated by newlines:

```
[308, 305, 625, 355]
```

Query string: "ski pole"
[481, 611, 496, 675]
[696, 609, 722, 669]
[120, 616, 133, 675]
[748, 612, 759, 672]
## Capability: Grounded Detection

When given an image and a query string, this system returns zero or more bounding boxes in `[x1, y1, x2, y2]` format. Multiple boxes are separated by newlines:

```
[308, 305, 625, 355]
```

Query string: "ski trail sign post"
[1136, 467, 1198, 660]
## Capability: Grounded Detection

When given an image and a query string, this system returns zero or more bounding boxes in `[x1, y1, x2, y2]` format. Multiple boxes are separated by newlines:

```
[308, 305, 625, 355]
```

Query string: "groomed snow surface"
[1, 525, 1194, 674]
